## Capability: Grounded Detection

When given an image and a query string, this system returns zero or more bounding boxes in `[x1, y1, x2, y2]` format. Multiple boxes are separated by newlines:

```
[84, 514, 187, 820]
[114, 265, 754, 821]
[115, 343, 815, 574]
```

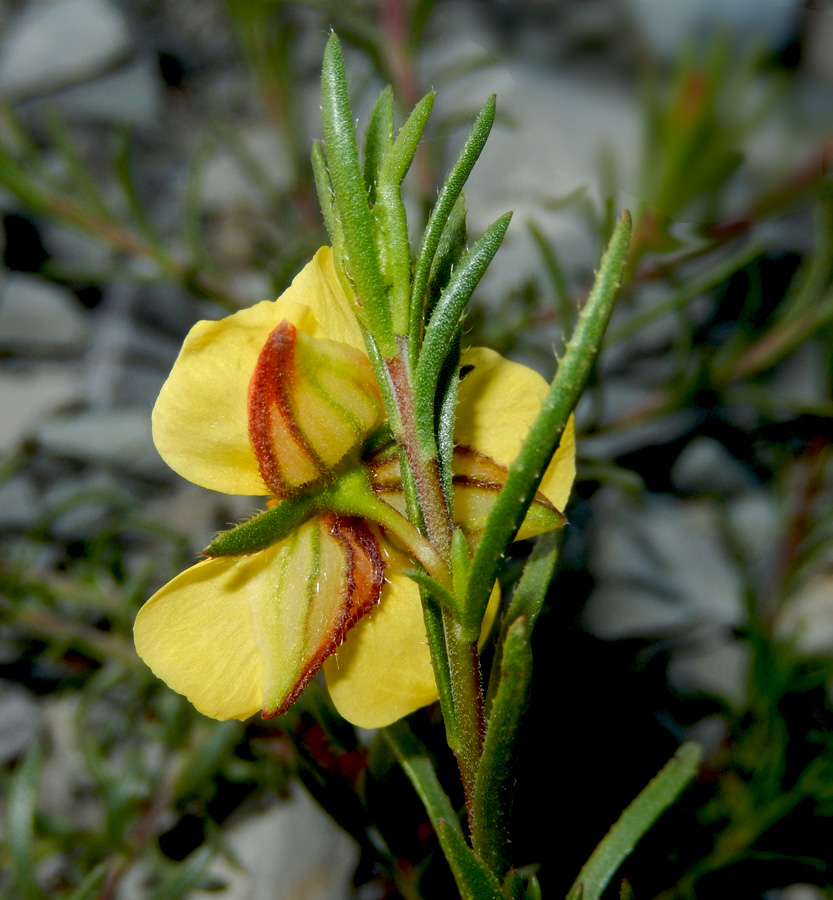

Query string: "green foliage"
[2, 4, 833, 899]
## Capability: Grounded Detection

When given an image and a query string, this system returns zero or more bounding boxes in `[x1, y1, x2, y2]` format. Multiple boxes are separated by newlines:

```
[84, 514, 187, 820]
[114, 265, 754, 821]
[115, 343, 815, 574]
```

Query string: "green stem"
[383, 722, 502, 900]
[443, 615, 485, 822]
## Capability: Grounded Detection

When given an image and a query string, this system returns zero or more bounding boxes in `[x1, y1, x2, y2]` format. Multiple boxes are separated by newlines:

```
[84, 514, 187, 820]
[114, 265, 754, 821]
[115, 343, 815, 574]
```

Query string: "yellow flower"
[134, 248, 575, 729]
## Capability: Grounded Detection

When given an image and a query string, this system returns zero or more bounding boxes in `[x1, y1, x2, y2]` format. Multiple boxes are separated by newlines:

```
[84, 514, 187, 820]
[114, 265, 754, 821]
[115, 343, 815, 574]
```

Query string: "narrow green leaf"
[146, 845, 214, 900]
[320, 34, 394, 355]
[44, 110, 111, 217]
[505, 530, 560, 628]
[414, 212, 512, 448]
[465, 211, 632, 634]
[566, 743, 702, 900]
[428, 194, 468, 318]
[380, 92, 435, 188]
[383, 722, 502, 900]
[525, 873, 542, 900]
[114, 129, 165, 254]
[174, 721, 243, 797]
[451, 527, 470, 597]
[362, 86, 394, 204]
[527, 219, 572, 337]
[182, 137, 217, 271]
[410, 95, 497, 350]
[311, 140, 339, 250]
[435, 325, 463, 501]
[436, 819, 504, 900]
[473, 617, 533, 873]
[9, 745, 45, 900]
[502, 869, 523, 900]
[204, 494, 319, 556]
[406, 568, 462, 621]
[376, 92, 435, 333]
[66, 863, 108, 900]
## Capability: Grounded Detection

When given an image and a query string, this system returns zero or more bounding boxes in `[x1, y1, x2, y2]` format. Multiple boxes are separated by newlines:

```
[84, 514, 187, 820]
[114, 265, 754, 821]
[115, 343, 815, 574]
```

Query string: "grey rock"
[0, 472, 40, 530]
[0, 0, 132, 100]
[0, 274, 90, 355]
[36, 409, 166, 477]
[201, 127, 293, 214]
[776, 572, 833, 657]
[625, 0, 801, 60]
[26, 58, 163, 128]
[766, 341, 831, 414]
[584, 489, 745, 640]
[671, 436, 757, 496]
[41, 471, 125, 540]
[192, 786, 359, 900]
[0, 365, 85, 453]
[666, 635, 750, 708]
[578, 383, 699, 459]
[38, 696, 103, 832]
[0, 682, 41, 764]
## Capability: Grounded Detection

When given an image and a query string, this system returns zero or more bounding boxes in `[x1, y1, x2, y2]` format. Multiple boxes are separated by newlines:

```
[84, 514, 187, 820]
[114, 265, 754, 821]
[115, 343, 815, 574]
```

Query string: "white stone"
[27, 58, 163, 128]
[584, 490, 745, 640]
[625, 0, 801, 60]
[776, 572, 833, 656]
[0, 473, 40, 529]
[0, 366, 84, 453]
[667, 635, 750, 708]
[36, 409, 166, 477]
[671, 436, 757, 495]
[0, 682, 41, 764]
[192, 786, 358, 900]
[0, 0, 132, 100]
[201, 128, 293, 213]
[0, 274, 90, 355]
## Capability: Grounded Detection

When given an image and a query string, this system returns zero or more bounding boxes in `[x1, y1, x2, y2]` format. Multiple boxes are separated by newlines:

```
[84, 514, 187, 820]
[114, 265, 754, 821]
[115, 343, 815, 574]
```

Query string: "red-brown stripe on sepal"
[264, 513, 385, 718]
[248, 321, 328, 498]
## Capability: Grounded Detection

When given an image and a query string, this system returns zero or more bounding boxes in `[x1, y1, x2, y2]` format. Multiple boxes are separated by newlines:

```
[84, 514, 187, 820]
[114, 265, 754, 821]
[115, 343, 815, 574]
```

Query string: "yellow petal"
[153, 248, 362, 495]
[134, 514, 384, 721]
[456, 347, 576, 515]
[324, 569, 436, 729]
[293, 247, 365, 350]
[324, 540, 500, 728]
[134, 555, 263, 721]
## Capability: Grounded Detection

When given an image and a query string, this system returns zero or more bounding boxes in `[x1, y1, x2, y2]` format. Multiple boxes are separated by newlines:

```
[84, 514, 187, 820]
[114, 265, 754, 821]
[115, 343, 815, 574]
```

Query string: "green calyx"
[203, 492, 321, 557]
[202, 465, 380, 559]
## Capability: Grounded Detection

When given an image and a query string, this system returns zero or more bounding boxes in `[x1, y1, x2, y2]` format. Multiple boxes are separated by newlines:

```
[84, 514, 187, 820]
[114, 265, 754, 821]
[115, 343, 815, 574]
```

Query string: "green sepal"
[501, 869, 523, 900]
[204, 494, 319, 557]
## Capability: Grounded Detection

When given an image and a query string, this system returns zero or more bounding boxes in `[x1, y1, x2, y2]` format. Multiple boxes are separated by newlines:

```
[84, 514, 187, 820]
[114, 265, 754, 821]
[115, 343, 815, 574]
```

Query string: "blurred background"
[1, 1, 832, 898]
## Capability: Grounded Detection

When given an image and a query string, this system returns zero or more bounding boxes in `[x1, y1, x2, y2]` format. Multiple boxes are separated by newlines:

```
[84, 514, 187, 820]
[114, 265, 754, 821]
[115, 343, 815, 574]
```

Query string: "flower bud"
[249, 321, 384, 498]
